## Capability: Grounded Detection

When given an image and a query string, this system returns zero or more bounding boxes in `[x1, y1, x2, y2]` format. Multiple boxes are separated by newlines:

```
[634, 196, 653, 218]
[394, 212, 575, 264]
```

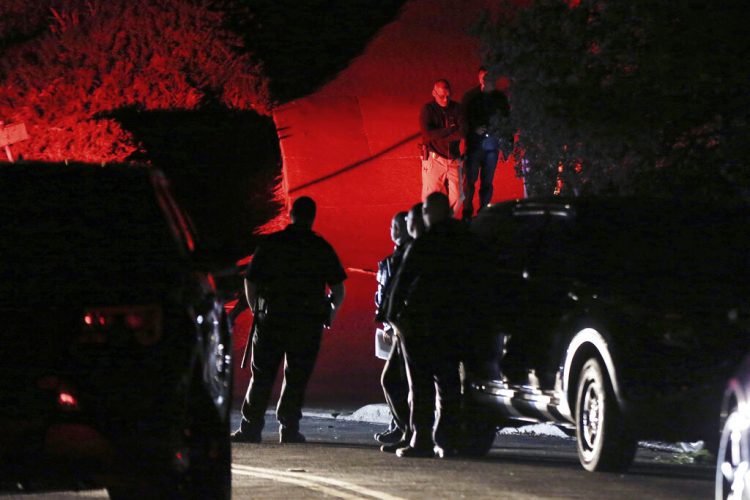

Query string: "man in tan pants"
[419, 79, 464, 216]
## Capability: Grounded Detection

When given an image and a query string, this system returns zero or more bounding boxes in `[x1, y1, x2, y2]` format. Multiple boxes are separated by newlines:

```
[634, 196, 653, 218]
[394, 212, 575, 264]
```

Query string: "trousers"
[381, 334, 410, 434]
[239, 315, 323, 433]
[421, 153, 463, 216]
[463, 135, 501, 218]
[400, 329, 462, 450]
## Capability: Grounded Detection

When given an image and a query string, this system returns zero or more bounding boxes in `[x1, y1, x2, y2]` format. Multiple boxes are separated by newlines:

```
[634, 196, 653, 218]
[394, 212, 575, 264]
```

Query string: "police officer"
[460, 66, 512, 221]
[231, 196, 347, 444]
[373, 211, 412, 446]
[386, 193, 475, 458]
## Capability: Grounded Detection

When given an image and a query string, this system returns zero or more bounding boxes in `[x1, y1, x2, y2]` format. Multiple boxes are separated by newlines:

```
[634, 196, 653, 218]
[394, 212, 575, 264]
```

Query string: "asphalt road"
[2, 413, 714, 499]
[230, 416, 714, 500]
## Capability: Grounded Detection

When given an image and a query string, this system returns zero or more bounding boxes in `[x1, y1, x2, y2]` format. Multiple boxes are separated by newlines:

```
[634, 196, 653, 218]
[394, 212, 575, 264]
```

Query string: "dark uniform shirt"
[460, 86, 511, 149]
[386, 219, 481, 335]
[246, 224, 347, 317]
[375, 243, 409, 322]
[419, 100, 463, 160]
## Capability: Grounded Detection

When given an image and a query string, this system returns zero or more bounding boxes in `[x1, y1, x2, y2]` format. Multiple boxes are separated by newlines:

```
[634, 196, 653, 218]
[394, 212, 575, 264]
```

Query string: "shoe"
[231, 428, 261, 443]
[374, 427, 403, 444]
[380, 440, 409, 453]
[433, 445, 458, 459]
[395, 445, 435, 458]
[279, 430, 306, 444]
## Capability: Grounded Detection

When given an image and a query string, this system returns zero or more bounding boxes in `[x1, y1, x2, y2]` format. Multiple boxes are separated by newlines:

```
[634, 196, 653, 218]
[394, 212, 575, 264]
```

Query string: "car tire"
[575, 358, 637, 472]
[456, 403, 497, 457]
[108, 358, 232, 500]
[715, 398, 750, 500]
[180, 382, 232, 500]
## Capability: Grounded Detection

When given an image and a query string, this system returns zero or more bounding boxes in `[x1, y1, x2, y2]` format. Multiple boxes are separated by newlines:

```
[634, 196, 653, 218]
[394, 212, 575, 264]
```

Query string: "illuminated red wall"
[234, 0, 525, 407]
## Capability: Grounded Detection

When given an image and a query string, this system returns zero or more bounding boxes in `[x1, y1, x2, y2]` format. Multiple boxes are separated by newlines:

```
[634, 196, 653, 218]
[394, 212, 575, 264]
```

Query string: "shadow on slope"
[111, 105, 283, 266]
[234, 0, 407, 103]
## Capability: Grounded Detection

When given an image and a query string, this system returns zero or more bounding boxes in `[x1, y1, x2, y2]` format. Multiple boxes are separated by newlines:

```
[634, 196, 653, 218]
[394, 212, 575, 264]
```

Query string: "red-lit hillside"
[0, 0, 269, 163]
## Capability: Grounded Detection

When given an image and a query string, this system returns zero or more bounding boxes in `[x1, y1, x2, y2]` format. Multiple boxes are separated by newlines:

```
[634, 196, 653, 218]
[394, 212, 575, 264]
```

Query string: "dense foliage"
[480, 0, 750, 199]
[0, 0, 270, 163]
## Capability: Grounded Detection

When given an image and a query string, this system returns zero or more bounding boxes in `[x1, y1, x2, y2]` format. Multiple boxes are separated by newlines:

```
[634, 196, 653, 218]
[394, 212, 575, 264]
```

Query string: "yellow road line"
[232, 464, 406, 500]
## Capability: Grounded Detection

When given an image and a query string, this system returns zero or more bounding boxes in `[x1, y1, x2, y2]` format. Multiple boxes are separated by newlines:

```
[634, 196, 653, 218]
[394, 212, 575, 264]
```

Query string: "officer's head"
[423, 192, 451, 229]
[406, 202, 425, 239]
[478, 66, 495, 92]
[432, 79, 451, 108]
[290, 196, 316, 229]
[391, 211, 410, 246]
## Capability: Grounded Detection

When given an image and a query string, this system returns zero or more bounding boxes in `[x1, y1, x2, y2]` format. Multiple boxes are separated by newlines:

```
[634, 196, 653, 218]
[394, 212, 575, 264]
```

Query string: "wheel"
[109, 361, 232, 499]
[715, 399, 750, 500]
[180, 382, 232, 500]
[575, 358, 637, 472]
[204, 309, 233, 421]
[456, 402, 497, 457]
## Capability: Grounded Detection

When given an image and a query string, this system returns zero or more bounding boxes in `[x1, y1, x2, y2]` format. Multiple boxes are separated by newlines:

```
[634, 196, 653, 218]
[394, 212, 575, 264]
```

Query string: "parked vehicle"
[0, 163, 233, 498]
[462, 197, 750, 472]
[716, 354, 750, 500]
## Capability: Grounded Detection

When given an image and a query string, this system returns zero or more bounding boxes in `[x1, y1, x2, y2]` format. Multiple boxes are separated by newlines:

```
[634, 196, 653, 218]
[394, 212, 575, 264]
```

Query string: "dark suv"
[0, 163, 233, 498]
[463, 197, 750, 472]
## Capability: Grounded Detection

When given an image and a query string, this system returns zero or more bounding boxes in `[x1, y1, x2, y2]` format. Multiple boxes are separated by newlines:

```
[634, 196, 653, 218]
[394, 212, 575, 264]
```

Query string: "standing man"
[373, 211, 412, 446]
[387, 193, 474, 458]
[378, 202, 426, 454]
[460, 66, 512, 221]
[420, 79, 464, 216]
[231, 196, 347, 444]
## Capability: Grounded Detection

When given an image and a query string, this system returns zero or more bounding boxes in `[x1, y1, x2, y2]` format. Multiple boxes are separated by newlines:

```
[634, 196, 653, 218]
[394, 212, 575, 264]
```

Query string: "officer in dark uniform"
[387, 192, 480, 458]
[231, 196, 347, 444]
[373, 211, 412, 447]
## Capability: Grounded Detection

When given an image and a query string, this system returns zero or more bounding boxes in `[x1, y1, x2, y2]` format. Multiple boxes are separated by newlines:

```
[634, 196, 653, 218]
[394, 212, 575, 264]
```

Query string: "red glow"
[58, 391, 78, 408]
[80, 305, 162, 345]
[124, 313, 145, 329]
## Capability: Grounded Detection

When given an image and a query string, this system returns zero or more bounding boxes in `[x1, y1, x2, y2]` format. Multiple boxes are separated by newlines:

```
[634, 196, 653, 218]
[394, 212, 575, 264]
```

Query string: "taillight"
[58, 391, 78, 409]
[80, 305, 163, 346]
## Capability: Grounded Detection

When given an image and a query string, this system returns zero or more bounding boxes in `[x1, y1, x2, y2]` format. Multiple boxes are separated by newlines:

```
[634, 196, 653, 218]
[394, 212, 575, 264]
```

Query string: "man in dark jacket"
[460, 66, 512, 221]
[231, 196, 347, 444]
[420, 79, 464, 216]
[386, 192, 478, 458]
[373, 211, 412, 446]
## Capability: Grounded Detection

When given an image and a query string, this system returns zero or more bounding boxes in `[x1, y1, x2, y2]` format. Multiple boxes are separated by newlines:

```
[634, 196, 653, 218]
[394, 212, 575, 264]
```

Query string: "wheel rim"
[206, 315, 232, 417]
[580, 378, 602, 459]
[717, 409, 750, 500]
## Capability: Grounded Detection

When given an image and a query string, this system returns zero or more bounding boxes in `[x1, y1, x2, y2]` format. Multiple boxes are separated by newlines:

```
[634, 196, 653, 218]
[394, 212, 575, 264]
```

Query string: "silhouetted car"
[462, 197, 750, 472]
[0, 163, 233, 498]
[716, 354, 750, 500]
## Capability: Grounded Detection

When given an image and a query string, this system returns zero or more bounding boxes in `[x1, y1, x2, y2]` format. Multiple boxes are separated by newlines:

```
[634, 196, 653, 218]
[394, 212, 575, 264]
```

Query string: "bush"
[0, 0, 270, 163]
[480, 0, 750, 199]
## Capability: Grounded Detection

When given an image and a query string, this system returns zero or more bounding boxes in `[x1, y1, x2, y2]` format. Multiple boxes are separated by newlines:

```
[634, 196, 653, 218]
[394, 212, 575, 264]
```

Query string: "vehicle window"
[533, 214, 575, 280]
[2, 167, 187, 301]
[568, 203, 750, 302]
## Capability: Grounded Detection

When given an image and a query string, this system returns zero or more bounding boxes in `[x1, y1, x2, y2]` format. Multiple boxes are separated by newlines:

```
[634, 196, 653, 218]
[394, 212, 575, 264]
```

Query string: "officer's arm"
[330, 282, 346, 310]
[244, 279, 258, 313]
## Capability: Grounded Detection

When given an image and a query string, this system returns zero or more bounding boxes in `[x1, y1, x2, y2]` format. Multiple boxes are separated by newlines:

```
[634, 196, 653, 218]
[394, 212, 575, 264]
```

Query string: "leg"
[239, 326, 284, 434]
[400, 335, 436, 450]
[382, 336, 410, 433]
[445, 159, 463, 217]
[478, 148, 499, 210]
[276, 324, 323, 434]
[433, 349, 462, 452]
[421, 156, 447, 201]
[462, 146, 482, 219]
